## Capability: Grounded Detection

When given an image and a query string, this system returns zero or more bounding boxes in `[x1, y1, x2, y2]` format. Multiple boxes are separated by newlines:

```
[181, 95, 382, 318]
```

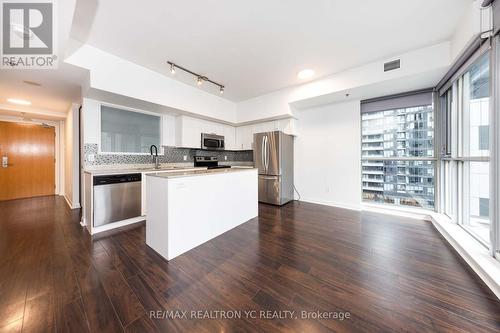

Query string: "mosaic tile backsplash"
[84, 144, 253, 167]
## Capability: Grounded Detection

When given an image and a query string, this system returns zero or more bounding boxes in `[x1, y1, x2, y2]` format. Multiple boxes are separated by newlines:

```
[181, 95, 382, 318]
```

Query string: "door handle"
[266, 135, 269, 173]
[2, 156, 8, 168]
[261, 136, 265, 170]
[264, 136, 268, 172]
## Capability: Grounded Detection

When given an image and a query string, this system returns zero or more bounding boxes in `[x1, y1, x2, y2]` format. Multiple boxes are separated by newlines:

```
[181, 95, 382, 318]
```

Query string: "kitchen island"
[146, 168, 258, 260]
[82, 165, 205, 235]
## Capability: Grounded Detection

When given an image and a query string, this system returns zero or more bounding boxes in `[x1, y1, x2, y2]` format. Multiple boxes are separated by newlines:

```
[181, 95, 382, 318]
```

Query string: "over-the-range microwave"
[201, 133, 225, 150]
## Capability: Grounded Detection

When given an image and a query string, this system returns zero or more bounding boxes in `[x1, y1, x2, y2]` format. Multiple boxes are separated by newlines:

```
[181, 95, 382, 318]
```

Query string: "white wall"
[67, 41, 451, 126]
[81, 98, 99, 144]
[294, 100, 361, 210]
[66, 43, 238, 123]
[237, 42, 451, 123]
[81, 97, 177, 147]
[64, 103, 80, 208]
[450, 0, 482, 62]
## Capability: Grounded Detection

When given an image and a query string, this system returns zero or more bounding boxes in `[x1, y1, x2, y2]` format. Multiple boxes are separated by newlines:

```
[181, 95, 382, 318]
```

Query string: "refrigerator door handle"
[264, 135, 269, 173]
[261, 136, 266, 173]
[265, 135, 270, 172]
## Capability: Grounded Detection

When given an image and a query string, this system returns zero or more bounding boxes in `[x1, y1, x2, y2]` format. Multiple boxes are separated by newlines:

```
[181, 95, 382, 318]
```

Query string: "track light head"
[167, 61, 224, 94]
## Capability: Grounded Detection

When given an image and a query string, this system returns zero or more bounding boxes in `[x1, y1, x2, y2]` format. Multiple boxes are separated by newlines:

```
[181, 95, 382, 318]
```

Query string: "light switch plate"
[183, 155, 187, 161]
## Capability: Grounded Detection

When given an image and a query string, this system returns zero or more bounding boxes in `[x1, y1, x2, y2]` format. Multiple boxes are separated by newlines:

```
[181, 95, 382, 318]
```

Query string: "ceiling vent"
[384, 59, 400, 72]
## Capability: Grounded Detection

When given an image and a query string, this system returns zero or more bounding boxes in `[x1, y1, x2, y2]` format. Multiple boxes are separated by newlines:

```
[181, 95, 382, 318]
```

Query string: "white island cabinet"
[146, 168, 258, 260]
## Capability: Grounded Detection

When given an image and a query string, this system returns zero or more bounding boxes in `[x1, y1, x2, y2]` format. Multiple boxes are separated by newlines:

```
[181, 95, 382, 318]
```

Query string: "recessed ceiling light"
[297, 69, 315, 80]
[7, 98, 31, 106]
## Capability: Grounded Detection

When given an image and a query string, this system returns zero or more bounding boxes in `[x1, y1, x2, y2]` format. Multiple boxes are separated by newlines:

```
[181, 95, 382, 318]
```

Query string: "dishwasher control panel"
[93, 173, 141, 186]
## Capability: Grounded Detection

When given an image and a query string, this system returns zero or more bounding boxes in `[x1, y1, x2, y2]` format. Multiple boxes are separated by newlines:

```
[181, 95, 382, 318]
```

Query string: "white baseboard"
[90, 217, 144, 235]
[63, 194, 81, 210]
[298, 197, 362, 211]
[362, 203, 430, 221]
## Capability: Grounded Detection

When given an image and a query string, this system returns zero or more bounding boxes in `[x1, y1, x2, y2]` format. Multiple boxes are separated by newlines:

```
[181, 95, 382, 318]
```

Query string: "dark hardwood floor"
[1, 196, 499, 332]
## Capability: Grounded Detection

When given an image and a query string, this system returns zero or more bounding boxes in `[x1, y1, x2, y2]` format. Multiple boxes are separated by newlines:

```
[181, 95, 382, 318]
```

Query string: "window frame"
[98, 102, 163, 155]
[360, 93, 437, 212]
[492, 35, 500, 259]
[438, 49, 492, 249]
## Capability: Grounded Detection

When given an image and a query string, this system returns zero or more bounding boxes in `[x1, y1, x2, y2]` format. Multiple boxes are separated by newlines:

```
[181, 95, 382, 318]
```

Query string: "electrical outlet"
[87, 154, 95, 162]
[224, 155, 227, 160]
[183, 155, 187, 161]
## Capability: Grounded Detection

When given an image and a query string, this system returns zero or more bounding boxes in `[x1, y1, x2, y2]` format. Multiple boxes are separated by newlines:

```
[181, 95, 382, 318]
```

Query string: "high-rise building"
[361, 105, 435, 209]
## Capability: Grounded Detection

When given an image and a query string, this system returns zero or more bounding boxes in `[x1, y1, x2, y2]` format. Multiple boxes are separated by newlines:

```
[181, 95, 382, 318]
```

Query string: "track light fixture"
[167, 61, 225, 94]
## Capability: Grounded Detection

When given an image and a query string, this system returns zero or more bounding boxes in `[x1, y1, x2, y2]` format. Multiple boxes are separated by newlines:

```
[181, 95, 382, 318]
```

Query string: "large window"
[361, 91, 435, 210]
[440, 52, 491, 246]
[101, 105, 161, 154]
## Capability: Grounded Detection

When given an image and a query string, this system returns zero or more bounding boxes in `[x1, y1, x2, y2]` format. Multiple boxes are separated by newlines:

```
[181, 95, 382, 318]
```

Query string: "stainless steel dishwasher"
[93, 173, 142, 227]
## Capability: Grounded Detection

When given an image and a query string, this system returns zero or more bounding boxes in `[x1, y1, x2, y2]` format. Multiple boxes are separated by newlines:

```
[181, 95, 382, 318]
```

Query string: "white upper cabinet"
[176, 116, 202, 148]
[204, 121, 224, 136]
[223, 125, 236, 150]
[252, 121, 274, 134]
[175, 115, 235, 149]
[162, 115, 177, 147]
[176, 115, 296, 151]
[277, 118, 296, 135]
[234, 118, 296, 151]
[235, 125, 253, 150]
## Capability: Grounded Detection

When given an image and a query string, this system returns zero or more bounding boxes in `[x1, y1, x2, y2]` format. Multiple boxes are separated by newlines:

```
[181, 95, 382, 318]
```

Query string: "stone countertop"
[83, 161, 254, 176]
[83, 166, 207, 176]
[146, 167, 258, 180]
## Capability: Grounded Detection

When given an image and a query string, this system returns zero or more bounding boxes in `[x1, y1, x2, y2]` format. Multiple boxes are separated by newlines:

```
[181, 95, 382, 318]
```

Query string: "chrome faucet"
[150, 145, 160, 169]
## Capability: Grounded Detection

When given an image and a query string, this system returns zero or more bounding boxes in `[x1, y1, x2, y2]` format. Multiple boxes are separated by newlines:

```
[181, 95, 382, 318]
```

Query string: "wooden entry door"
[0, 121, 55, 201]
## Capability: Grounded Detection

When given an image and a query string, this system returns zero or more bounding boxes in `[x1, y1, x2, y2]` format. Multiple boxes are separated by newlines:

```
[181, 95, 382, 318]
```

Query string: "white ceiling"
[0, 64, 86, 115]
[0, 0, 86, 115]
[77, 0, 469, 102]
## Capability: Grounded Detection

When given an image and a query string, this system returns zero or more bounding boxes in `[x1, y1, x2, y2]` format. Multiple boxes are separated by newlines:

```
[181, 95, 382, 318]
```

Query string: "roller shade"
[494, 1, 500, 34]
[360, 89, 433, 114]
[436, 38, 486, 95]
[483, 0, 500, 34]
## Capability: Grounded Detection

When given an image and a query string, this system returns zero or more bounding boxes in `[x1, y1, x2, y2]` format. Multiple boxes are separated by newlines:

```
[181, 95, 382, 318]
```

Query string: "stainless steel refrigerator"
[253, 131, 294, 205]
